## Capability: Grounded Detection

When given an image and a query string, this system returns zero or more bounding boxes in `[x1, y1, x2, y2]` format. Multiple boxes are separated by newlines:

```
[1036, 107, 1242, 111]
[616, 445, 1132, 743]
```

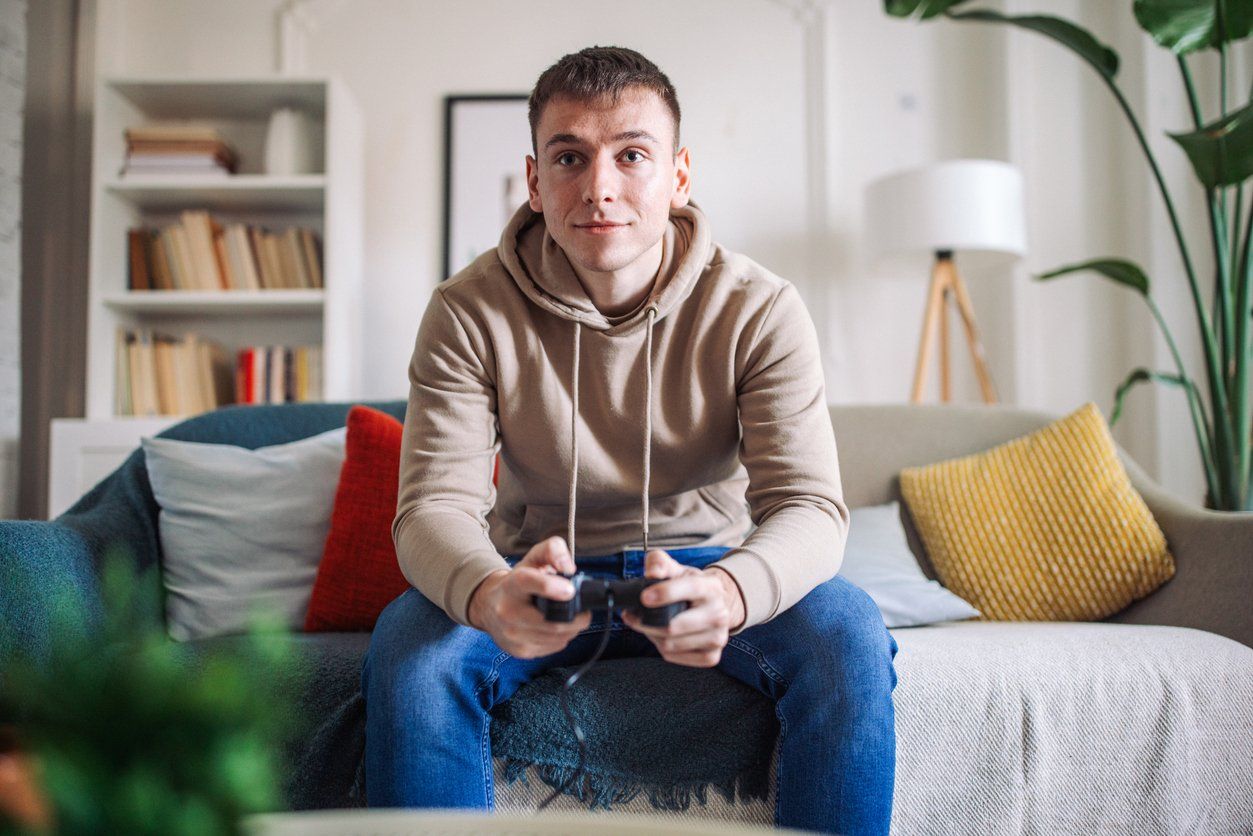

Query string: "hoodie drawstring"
[641, 307, 656, 552]
[568, 321, 581, 558]
[566, 306, 658, 561]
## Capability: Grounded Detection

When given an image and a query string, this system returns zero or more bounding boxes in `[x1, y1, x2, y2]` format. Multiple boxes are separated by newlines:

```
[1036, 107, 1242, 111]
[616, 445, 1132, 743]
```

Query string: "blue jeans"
[361, 547, 900, 835]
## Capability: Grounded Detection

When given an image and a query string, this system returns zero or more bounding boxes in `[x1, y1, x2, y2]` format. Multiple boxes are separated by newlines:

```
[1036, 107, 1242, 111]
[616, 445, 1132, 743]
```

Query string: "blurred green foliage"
[0, 546, 308, 835]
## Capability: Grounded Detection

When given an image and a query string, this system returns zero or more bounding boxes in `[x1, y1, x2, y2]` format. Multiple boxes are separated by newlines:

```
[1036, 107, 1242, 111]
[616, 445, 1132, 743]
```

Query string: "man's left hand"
[621, 549, 746, 668]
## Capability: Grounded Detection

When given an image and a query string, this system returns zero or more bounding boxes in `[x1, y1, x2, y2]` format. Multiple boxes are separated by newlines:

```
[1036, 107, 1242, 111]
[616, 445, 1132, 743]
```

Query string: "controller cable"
[536, 589, 615, 810]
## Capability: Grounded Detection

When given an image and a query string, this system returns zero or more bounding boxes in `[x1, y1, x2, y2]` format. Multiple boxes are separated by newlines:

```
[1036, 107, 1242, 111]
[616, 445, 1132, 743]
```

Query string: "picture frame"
[441, 94, 532, 279]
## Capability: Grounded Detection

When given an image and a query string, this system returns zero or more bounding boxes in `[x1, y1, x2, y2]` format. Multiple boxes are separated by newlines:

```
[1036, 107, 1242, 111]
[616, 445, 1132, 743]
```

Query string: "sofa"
[2, 400, 1251, 835]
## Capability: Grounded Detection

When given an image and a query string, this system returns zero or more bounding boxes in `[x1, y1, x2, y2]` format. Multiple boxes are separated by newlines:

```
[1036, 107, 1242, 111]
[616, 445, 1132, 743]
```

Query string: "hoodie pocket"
[518, 503, 567, 545]
[697, 483, 746, 526]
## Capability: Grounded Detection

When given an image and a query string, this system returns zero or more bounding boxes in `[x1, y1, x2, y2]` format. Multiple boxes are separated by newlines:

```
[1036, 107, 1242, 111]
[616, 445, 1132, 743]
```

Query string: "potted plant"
[0, 548, 306, 834]
[885, 0, 1253, 511]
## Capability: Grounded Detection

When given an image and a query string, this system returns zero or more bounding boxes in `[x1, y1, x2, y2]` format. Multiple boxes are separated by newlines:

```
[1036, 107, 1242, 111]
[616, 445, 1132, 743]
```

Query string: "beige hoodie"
[393, 200, 849, 636]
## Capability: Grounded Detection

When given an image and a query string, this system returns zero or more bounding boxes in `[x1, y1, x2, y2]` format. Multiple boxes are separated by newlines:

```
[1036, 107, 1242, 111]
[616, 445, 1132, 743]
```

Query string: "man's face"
[526, 87, 691, 278]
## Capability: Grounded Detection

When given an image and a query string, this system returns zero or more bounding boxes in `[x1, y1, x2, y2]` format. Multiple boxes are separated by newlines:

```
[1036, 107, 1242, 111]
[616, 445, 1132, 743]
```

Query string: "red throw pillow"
[304, 405, 503, 631]
[304, 405, 411, 631]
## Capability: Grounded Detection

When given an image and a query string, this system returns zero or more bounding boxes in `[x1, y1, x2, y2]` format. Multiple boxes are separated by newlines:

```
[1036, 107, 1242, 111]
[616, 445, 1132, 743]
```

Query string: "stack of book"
[115, 328, 235, 417]
[128, 211, 324, 291]
[116, 330, 325, 416]
[119, 124, 239, 178]
[235, 345, 323, 405]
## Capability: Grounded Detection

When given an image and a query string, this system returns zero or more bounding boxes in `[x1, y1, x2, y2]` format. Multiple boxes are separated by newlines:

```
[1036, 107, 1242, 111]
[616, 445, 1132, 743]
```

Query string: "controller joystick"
[532, 572, 690, 628]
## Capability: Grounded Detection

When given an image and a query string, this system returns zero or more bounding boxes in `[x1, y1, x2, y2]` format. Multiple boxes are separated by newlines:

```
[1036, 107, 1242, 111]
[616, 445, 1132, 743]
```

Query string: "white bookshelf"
[84, 75, 364, 421]
[49, 75, 363, 518]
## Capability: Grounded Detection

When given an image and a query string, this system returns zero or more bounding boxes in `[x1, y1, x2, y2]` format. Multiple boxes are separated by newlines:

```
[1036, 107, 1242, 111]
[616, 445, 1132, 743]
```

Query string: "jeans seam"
[724, 635, 788, 824]
[474, 649, 511, 810]
[726, 636, 788, 685]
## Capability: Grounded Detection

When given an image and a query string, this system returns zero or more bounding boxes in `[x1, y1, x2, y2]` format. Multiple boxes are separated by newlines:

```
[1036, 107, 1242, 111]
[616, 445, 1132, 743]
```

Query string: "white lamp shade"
[864, 159, 1027, 269]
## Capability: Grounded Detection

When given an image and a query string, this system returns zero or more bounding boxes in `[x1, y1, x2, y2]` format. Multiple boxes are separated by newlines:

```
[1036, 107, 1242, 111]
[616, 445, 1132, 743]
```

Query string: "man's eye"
[556, 153, 579, 166]
[623, 150, 645, 163]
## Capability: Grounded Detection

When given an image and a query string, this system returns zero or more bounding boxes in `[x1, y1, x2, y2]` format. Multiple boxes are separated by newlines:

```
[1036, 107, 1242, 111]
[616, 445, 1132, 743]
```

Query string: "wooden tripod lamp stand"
[864, 160, 1027, 405]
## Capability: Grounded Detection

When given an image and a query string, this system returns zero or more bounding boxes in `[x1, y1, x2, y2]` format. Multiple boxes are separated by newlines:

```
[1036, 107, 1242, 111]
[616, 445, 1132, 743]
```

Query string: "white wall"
[0, 0, 25, 520]
[96, 0, 1248, 505]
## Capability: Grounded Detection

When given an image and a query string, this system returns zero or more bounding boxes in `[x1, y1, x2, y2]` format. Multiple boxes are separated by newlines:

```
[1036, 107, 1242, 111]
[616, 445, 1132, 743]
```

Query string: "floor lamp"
[864, 159, 1027, 404]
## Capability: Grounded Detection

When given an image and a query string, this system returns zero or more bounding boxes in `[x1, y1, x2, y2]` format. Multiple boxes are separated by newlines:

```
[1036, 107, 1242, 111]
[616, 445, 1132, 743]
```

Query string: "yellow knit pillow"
[899, 402, 1174, 621]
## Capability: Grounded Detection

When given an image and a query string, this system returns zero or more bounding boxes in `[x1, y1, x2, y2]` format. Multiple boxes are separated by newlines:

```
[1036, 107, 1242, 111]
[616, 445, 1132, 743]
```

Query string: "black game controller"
[532, 572, 690, 627]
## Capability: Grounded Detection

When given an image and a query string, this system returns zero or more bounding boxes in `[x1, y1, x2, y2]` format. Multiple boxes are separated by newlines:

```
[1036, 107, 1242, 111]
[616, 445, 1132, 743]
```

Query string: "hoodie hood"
[495, 200, 713, 558]
[497, 200, 713, 336]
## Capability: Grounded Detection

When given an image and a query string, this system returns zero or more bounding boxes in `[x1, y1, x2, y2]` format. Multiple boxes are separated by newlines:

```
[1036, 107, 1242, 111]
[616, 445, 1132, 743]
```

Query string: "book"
[308, 346, 323, 400]
[213, 231, 235, 290]
[122, 124, 239, 174]
[153, 337, 178, 415]
[270, 346, 285, 403]
[126, 215, 322, 294]
[165, 226, 196, 290]
[128, 229, 152, 291]
[265, 232, 285, 289]
[299, 228, 323, 289]
[114, 328, 237, 416]
[237, 225, 263, 290]
[234, 348, 251, 404]
[124, 124, 226, 143]
[149, 230, 174, 290]
[115, 327, 133, 415]
[283, 228, 309, 288]
[284, 347, 296, 403]
[180, 210, 224, 290]
[249, 228, 273, 289]
[251, 348, 265, 403]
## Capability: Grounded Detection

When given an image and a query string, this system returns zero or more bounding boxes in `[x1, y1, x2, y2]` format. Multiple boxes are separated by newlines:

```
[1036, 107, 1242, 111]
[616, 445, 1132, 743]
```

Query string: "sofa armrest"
[0, 521, 104, 661]
[1111, 463, 1253, 648]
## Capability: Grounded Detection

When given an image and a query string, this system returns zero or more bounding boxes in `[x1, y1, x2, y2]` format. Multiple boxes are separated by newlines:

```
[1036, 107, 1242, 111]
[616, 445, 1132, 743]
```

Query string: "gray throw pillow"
[838, 501, 981, 628]
[141, 427, 347, 641]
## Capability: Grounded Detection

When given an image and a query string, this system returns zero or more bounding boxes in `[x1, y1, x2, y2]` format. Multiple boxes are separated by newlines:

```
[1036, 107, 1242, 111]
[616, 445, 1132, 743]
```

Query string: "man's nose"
[582, 155, 619, 204]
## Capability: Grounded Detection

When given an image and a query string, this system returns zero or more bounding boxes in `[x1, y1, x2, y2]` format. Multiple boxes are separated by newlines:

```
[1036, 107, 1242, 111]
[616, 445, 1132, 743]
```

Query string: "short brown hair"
[528, 46, 681, 155]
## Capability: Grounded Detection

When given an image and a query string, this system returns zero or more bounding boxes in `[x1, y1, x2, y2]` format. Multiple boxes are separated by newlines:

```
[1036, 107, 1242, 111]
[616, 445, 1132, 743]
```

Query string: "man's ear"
[525, 155, 542, 212]
[671, 146, 692, 209]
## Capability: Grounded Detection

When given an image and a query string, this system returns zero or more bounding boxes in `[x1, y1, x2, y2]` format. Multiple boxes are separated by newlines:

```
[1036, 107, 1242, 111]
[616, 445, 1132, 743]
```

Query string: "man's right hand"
[467, 536, 593, 658]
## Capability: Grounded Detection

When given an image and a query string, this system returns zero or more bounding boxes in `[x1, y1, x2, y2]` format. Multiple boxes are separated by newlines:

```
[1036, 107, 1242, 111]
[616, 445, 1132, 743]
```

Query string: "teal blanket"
[0, 401, 777, 813]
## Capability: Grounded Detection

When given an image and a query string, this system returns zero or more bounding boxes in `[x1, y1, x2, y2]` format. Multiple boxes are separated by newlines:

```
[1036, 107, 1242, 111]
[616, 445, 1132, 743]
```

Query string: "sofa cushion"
[142, 427, 347, 640]
[305, 406, 411, 632]
[838, 501, 980, 627]
[887, 621, 1253, 835]
[899, 402, 1174, 621]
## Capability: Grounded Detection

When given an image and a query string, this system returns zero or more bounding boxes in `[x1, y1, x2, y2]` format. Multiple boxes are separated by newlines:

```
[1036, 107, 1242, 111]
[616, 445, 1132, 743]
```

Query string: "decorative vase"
[264, 106, 317, 175]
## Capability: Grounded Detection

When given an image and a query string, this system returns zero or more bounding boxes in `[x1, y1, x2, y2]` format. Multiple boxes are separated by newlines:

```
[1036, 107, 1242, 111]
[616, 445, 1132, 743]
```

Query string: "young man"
[363, 46, 900, 835]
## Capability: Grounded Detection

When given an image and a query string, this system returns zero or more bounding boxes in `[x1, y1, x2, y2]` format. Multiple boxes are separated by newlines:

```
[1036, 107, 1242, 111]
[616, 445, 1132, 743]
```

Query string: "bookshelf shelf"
[104, 175, 326, 212]
[108, 77, 328, 119]
[103, 289, 325, 315]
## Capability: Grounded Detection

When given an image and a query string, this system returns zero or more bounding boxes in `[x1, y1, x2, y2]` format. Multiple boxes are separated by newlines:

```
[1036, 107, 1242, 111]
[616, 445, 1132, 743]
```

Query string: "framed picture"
[442, 94, 532, 279]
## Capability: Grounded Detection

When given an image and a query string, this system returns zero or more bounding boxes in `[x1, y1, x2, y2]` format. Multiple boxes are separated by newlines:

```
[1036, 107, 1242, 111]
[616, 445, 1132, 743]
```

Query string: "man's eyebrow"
[542, 129, 661, 150]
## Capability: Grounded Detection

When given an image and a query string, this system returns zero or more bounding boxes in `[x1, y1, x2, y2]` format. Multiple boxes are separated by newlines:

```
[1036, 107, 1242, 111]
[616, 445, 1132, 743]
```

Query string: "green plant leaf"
[1036, 258, 1151, 295]
[948, 10, 1120, 79]
[1168, 101, 1253, 188]
[884, 0, 973, 20]
[1133, 0, 1253, 53]
[1111, 367, 1197, 425]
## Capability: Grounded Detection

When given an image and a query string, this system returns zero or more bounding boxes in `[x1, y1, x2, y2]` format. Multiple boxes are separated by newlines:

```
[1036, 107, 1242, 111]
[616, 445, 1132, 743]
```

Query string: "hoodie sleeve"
[709, 282, 851, 636]
[392, 286, 509, 628]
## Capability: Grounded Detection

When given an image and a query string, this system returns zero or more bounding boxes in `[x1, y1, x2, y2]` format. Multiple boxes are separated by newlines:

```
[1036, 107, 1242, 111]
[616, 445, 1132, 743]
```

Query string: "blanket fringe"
[500, 757, 770, 813]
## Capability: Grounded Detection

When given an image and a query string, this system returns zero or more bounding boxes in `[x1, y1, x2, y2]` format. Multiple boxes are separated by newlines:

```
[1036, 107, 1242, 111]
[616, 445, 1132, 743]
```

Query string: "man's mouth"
[576, 222, 626, 234]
